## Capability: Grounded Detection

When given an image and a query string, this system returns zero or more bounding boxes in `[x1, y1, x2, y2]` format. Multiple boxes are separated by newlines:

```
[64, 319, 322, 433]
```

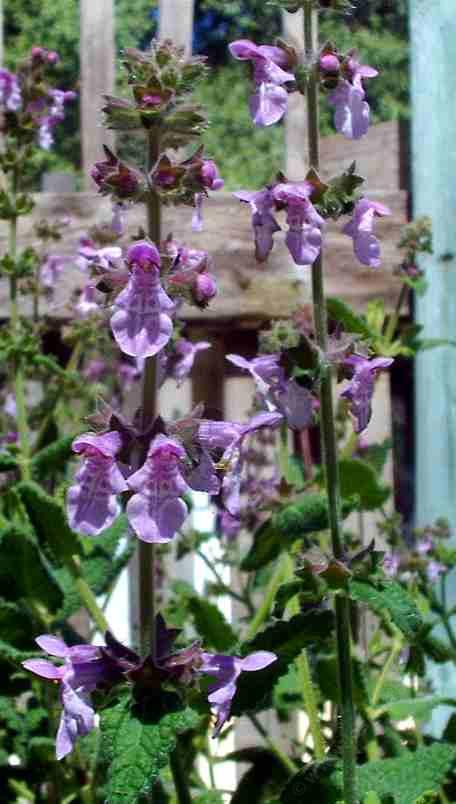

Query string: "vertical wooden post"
[411, 0, 456, 728]
[80, 0, 115, 188]
[282, 8, 317, 178]
[0, 0, 3, 68]
[158, 0, 194, 54]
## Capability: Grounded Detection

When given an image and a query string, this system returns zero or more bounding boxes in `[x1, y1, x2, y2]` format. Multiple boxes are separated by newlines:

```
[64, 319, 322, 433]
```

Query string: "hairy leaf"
[357, 744, 456, 804]
[17, 480, 82, 564]
[339, 459, 390, 512]
[101, 692, 199, 804]
[326, 297, 372, 338]
[376, 696, 456, 723]
[349, 578, 422, 642]
[186, 596, 237, 652]
[0, 522, 62, 613]
[31, 435, 75, 479]
[232, 610, 334, 716]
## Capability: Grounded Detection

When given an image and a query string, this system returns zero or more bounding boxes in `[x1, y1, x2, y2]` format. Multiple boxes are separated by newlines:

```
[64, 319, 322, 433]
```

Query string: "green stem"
[169, 742, 192, 804]
[384, 283, 408, 344]
[244, 552, 290, 642]
[66, 554, 110, 634]
[249, 713, 298, 776]
[371, 632, 402, 707]
[196, 548, 253, 612]
[137, 126, 162, 657]
[304, 4, 357, 802]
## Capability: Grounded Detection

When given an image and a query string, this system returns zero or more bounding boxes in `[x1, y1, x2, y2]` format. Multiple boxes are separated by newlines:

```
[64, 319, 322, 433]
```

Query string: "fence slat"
[158, 0, 194, 54]
[80, 0, 115, 189]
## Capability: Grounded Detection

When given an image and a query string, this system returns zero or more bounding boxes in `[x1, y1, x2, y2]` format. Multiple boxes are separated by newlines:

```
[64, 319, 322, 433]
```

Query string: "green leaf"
[31, 435, 75, 479]
[280, 760, 342, 803]
[357, 744, 456, 804]
[326, 297, 372, 338]
[232, 610, 334, 716]
[242, 495, 357, 571]
[339, 459, 390, 511]
[17, 480, 81, 564]
[0, 522, 62, 613]
[361, 439, 393, 476]
[376, 696, 456, 722]
[101, 692, 199, 804]
[186, 596, 237, 652]
[0, 452, 18, 472]
[349, 578, 422, 642]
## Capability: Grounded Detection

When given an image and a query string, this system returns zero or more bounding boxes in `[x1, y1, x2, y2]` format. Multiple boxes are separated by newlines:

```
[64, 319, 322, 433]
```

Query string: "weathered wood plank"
[282, 7, 308, 179]
[0, 183, 406, 319]
[80, 0, 115, 188]
[158, 0, 194, 54]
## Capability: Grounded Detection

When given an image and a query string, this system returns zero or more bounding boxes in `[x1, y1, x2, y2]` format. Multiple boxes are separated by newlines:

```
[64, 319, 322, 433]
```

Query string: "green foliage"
[349, 578, 422, 642]
[242, 495, 357, 571]
[0, 521, 62, 613]
[229, 747, 289, 804]
[376, 696, 456, 723]
[100, 692, 199, 804]
[31, 435, 75, 479]
[232, 610, 334, 715]
[17, 480, 81, 564]
[186, 596, 238, 652]
[338, 458, 391, 512]
[326, 297, 373, 338]
[280, 760, 342, 803]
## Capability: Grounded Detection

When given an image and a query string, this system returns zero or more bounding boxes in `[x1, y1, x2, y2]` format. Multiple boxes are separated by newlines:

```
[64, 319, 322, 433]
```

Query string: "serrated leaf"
[232, 610, 334, 716]
[361, 440, 393, 475]
[376, 695, 456, 722]
[187, 596, 237, 652]
[339, 459, 390, 511]
[357, 744, 456, 804]
[242, 495, 357, 571]
[17, 480, 81, 564]
[349, 578, 422, 642]
[326, 298, 372, 338]
[31, 435, 75, 479]
[101, 692, 199, 804]
[0, 523, 62, 613]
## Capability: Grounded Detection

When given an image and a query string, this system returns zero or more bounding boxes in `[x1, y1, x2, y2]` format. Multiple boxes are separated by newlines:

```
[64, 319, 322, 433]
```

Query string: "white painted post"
[79, 0, 115, 189]
[282, 8, 317, 178]
[158, 0, 194, 54]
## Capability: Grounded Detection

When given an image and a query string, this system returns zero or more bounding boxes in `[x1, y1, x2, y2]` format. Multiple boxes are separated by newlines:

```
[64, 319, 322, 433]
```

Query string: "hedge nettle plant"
[2, 2, 456, 803]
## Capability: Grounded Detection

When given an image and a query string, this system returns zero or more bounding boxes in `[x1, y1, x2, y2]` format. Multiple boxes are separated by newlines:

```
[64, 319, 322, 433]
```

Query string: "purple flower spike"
[22, 635, 114, 759]
[126, 435, 189, 544]
[75, 285, 100, 319]
[110, 243, 174, 358]
[40, 255, 71, 290]
[341, 354, 394, 434]
[230, 39, 294, 127]
[328, 57, 377, 140]
[201, 650, 277, 735]
[227, 352, 283, 396]
[172, 339, 211, 386]
[235, 189, 281, 262]
[67, 431, 128, 536]
[343, 198, 391, 268]
[273, 181, 324, 267]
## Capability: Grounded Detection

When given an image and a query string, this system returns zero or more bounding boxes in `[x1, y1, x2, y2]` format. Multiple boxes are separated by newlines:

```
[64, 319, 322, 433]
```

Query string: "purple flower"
[219, 511, 241, 541]
[234, 189, 281, 262]
[40, 255, 73, 290]
[22, 635, 111, 759]
[191, 160, 224, 232]
[91, 147, 145, 201]
[110, 241, 174, 358]
[273, 181, 324, 266]
[328, 58, 378, 140]
[341, 354, 394, 433]
[111, 201, 127, 235]
[3, 392, 17, 419]
[427, 560, 447, 584]
[383, 551, 400, 578]
[0, 69, 22, 111]
[170, 339, 211, 386]
[226, 353, 283, 396]
[417, 536, 434, 556]
[67, 431, 128, 536]
[343, 198, 391, 268]
[83, 359, 108, 382]
[75, 285, 100, 318]
[126, 435, 189, 543]
[200, 650, 277, 735]
[229, 39, 294, 127]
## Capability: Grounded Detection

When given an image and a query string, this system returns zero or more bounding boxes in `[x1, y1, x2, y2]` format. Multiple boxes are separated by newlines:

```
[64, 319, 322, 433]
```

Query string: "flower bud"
[320, 53, 340, 74]
[126, 240, 161, 270]
[194, 272, 217, 305]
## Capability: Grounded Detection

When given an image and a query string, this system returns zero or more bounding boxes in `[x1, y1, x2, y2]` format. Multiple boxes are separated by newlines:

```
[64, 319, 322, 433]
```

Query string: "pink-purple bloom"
[229, 40, 294, 127]
[234, 189, 281, 262]
[383, 552, 400, 578]
[328, 57, 378, 140]
[341, 354, 394, 433]
[110, 241, 174, 358]
[0, 69, 22, 111]
[168, 339, 211, 386]
[273, 181, 324, 266]
[343, 198, 391, 268]
[126, 435, 189, 544]
[192, 159, 224, 232]
[40, 254, 73, 290]
[75, 285, 101, 318]
[67, 431, 128, 536]
[22, 635, 112, 759]
[427, 560, 447, 584]
[201, 650, 277, 735]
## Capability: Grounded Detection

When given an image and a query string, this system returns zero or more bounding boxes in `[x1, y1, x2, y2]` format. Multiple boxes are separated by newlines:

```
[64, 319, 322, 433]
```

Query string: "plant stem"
[137, 127, 162, 657]
[169, 742, 192, 804]
[66, 554, 110, 634]
[304, 4, 357, 802]
[244, 552, 289, 642]
[371, 632, 402, 707]
[196, 548, 253, 612]
[384, 283, 408, 344]
[249, 713, 298, 776]
[9, 166, 31, 481]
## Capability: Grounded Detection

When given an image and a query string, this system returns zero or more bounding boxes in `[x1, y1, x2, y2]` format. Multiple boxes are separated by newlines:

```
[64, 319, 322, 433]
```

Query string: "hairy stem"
[138, 127, 162, 657]
[66, 554, 110, 634]
[9, 166, 31, 481]
[244, 552, 289, 642]
[169, 742, 192, 804]
[304, 4, 357, 802]
[249, 713, 298, 776]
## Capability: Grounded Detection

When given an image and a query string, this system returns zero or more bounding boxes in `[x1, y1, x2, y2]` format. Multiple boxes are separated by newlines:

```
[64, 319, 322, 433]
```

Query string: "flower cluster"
[383, 520, 451, 585]
[23, 617, 277, 757]
[230, 38, 377, 141]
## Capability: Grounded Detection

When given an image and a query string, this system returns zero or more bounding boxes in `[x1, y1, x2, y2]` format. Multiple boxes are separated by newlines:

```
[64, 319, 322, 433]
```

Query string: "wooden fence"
[1, 1, 408, 786]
